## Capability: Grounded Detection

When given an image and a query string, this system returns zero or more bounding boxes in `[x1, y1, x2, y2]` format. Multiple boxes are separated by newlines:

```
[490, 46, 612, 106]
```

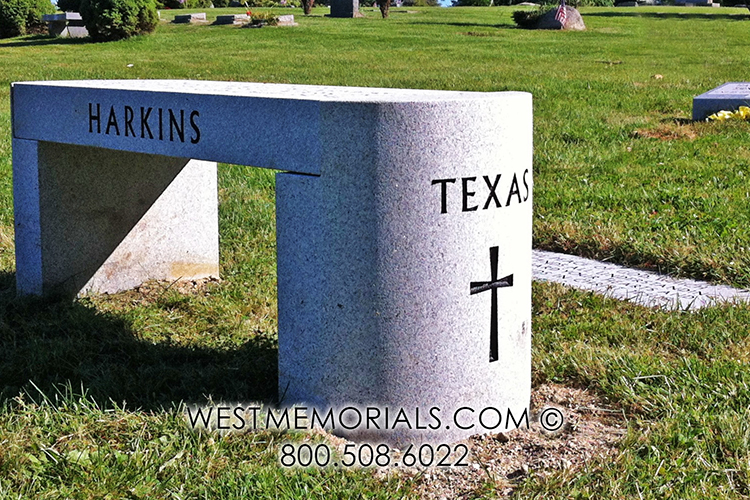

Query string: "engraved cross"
[470, 246, 513, 362]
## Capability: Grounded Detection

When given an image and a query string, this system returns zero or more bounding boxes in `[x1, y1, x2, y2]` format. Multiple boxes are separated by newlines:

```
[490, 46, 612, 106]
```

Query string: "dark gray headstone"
[330, 0, 359, 17]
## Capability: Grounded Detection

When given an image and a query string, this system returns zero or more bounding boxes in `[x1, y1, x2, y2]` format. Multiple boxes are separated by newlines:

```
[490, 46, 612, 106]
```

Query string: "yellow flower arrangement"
[707, 106, 750, 121]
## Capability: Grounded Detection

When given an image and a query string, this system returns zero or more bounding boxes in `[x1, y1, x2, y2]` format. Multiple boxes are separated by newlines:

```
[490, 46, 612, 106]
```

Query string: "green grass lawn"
[3, 6, 750, 498]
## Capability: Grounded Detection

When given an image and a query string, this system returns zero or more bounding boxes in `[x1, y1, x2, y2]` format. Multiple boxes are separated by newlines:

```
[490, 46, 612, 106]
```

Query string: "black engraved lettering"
[140, 107, 153, 139]
[506, 172, 522, 206]
[105, 106, 120, 136]
[522, 168, 530, 202]
[190, 110, 200, 144]
[169, 109, 185, 142]
[431, 178, 456, 214]
[124, 106, 135, 137]
[462, 177, 478, 212]
[88, 103, 101, 134]
[483, 174, 502, 210]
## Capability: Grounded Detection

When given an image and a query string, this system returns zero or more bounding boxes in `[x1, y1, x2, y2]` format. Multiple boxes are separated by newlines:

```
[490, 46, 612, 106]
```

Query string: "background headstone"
[534, 6, 585, 30]
[330, 0, 361, 17]
[277, 14, 296, 25]
[43, 13, 88, 38]
[693, 82, 750, 120]
[173, 13, 206, 23]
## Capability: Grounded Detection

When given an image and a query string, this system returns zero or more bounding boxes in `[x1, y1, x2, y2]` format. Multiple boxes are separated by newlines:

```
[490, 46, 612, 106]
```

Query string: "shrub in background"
[248, 10, 277, 23]
[512, 7, 546, 27]
[0, 0, 54, 38]
[0, 0, 28, 38]
[402, 0, 439, 6]
[27, 0, 53, 27]
[159, 0, 186, 8]
[79, 0, 158, 41]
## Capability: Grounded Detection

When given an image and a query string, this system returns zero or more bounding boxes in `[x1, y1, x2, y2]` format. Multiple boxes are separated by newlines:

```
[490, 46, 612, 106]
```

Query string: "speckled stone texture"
[13, 140, 218, 296]
[277, 91, 533, 446]
[693, 82, 750, 120]
[12, 81, 532, 445]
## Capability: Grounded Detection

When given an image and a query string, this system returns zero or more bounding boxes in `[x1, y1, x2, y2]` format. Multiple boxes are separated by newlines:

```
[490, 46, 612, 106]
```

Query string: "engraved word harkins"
[87, 103, 201, 144]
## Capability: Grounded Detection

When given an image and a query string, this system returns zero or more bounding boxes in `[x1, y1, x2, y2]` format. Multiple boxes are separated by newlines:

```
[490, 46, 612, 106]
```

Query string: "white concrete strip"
[532, 250, 750, 310]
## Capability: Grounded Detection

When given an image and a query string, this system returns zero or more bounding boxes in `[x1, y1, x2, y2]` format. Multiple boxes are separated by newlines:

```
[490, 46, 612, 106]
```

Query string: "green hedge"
[79, 0, 158, 42]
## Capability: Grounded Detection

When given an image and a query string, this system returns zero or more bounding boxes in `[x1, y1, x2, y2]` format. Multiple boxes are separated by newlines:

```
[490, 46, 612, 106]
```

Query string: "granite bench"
[11, 80, 532, 445]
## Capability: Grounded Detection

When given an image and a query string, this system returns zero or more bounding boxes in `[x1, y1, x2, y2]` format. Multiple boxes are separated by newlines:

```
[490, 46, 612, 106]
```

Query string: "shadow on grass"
[0, 271, 278, 411]
[0, 35, 91, 48]
[585, 12, 750, 21]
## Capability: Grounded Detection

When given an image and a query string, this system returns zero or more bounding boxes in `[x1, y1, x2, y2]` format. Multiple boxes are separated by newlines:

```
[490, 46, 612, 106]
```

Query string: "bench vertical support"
[13, 141, 219, 296]
[13, 138, 43, 295]
[277, 97, 533, 446]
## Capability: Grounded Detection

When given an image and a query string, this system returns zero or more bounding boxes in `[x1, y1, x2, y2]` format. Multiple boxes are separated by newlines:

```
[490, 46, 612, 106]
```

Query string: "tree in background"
[0, 0, 54, 38]
[379, 0, 390, 17]
[301, 0, 313, 14]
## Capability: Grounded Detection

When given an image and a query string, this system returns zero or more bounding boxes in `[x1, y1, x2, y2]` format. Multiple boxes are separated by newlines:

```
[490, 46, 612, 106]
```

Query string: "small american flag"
[555, 0, 567, 26]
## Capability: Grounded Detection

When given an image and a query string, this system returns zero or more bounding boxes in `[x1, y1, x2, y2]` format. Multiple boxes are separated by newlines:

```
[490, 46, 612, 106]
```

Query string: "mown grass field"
[2, 6, 750, 498]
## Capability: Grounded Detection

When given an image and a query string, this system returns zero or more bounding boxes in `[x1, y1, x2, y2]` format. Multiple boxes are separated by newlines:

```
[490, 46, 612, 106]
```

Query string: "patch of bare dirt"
[101, 277, 221, 307]
[320, 383, 626, 499]
[632, 123, 698, 141]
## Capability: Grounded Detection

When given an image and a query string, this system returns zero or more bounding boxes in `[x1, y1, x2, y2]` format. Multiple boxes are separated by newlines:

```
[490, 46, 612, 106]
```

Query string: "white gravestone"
[12, 80, 532, 445]
[693, 82, 750, 121]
